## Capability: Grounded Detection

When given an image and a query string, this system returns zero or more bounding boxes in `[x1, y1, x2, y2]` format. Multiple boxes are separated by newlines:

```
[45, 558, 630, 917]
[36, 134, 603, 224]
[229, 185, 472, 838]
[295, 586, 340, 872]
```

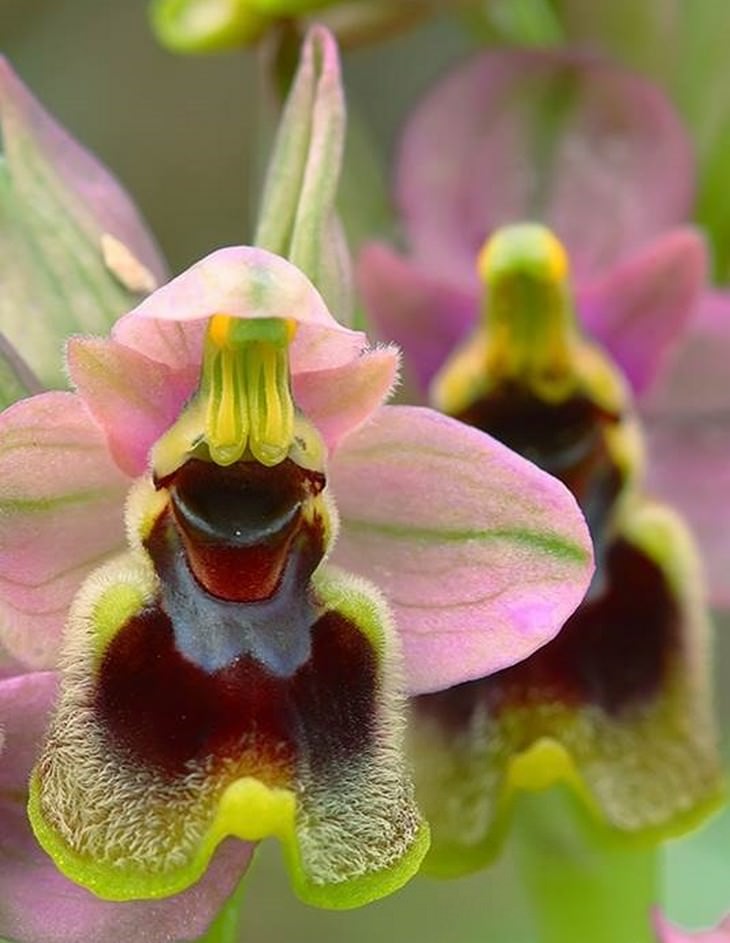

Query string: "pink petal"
[397, 48, 693, 288]
[113, 246, 367, 375]
[644, 417, 730, 609]
[294, 345, 400, 452]
[0, 672, 252, 943]
[640, 291, 730, 608]
[642, 291, 730, 418]
[67, 337, 198, 478]
[654, 910, 730, 942]
[357, 242, 478, 391]
[0, 392, 129, 667]
[329, 405, 593, 695]
[578, 228, 707, 394]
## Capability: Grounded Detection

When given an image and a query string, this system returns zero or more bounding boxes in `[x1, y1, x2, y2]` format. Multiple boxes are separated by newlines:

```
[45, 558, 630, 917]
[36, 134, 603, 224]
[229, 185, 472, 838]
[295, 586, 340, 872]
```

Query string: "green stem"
[194, 878, 247, 943]
[513, 786, 659, 943]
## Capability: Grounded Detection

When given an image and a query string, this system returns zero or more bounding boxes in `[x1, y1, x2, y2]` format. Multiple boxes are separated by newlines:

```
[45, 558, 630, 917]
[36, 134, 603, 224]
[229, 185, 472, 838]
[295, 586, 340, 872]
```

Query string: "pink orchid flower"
[0, 34, 593, 942]
[359, 46, 729, 609]
[655, 911, 730, 943]
[358, 48, 723, 873]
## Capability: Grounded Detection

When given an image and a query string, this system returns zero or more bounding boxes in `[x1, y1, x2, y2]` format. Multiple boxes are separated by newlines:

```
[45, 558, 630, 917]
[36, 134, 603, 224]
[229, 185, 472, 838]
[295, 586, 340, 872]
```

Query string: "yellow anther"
[477, 223, 569, 287]
[477, 223, 577, 396]
[208, 313, 233, 348]
[151, 316, 299, 476]
[202, 315, 296, 467]
[285, 319, 298, 343]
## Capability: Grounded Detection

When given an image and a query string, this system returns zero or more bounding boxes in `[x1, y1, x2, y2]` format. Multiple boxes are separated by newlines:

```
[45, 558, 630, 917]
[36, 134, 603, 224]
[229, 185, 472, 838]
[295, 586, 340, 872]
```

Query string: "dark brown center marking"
[96, 606, 378, 780]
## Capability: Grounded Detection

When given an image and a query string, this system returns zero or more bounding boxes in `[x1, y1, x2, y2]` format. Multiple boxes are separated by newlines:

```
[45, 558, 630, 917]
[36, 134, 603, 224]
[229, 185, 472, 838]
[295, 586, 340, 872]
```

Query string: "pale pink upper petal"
[397, 48, 693, 289]
[329, 405, 593, 695]
[357, 242, 478, 392]
[294, 345, 399, 452]
[0, 671, 252, 943]
[577, 228, 707, 394]
[0, 392, 129, 668]
[67, 337, 198, 478]
[654, 910, 730, 942]
[113, 246, 368, 375]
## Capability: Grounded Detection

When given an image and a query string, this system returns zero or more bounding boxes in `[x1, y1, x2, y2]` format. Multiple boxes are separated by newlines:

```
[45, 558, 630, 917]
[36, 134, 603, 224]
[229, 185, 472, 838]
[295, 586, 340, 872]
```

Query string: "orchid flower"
[358, 48, 724, 874]
[0, 30, 593, 942]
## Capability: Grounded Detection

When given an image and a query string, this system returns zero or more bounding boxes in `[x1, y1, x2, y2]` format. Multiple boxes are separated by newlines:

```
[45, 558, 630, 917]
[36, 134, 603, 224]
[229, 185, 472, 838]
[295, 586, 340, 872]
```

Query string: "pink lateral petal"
[294, 345, 400, 452]
[329, 405, 593, 695]
[67, 337, 198, 478]
[357, 242, 478, 392]
[578, 228, 707, 394]
[0, 392, 129, 668]
[641, 291, 730, 418]
[639, 291, 730, 608]
[644, 416, 730, 609]
[653, 909, 730, 942]
[397, 49, 693, 288]
[0, 57, 167, 287]
[0, 672, 253, 943]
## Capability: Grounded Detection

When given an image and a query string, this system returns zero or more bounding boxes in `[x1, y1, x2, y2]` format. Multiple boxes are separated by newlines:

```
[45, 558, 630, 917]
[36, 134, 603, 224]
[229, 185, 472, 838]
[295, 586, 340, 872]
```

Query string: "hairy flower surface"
[0, 32, 593, 941]
[357, 47, 724, 874]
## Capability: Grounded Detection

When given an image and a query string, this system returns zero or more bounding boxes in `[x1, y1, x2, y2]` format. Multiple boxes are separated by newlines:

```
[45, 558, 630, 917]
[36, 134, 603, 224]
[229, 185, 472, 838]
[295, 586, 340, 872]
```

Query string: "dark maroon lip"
[96, 601, 378, 781]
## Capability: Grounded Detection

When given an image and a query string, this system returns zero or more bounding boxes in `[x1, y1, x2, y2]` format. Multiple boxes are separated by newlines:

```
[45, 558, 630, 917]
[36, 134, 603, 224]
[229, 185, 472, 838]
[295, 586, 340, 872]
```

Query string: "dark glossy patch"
[159, 458, 325, 602]
[415, 537, 679, 725]
[96, 605, 378, 780]
[144, 505, 324, 675]
[454, 382, 623, 541]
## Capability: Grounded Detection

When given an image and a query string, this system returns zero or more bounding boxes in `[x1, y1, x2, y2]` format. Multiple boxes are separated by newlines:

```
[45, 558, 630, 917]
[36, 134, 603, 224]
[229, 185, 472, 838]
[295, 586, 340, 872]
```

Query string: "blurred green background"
[1, 1, 729, 939]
